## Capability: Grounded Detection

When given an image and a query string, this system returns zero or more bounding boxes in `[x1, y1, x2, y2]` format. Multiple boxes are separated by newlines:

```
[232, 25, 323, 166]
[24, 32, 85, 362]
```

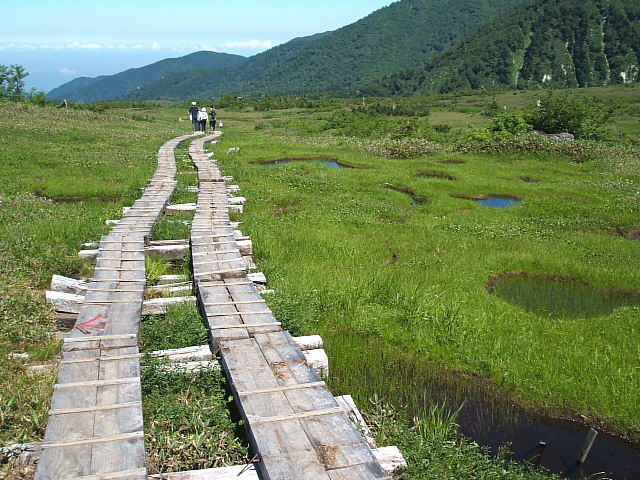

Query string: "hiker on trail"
[188, 101, 200, 132]
[209, 106, 217, 131]
[197, 107, 208, 133]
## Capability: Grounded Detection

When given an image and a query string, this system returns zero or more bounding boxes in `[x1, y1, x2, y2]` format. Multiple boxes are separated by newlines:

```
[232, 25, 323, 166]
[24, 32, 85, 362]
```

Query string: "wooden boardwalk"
[189, 136, 390, 480]
[35, 134, 194, 480]
[36, 131, 392, 479]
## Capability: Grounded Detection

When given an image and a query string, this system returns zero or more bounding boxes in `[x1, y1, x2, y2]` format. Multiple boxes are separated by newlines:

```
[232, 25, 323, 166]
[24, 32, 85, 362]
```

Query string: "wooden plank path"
[189, 136, 390, 479]
[35, 134, 196, 480]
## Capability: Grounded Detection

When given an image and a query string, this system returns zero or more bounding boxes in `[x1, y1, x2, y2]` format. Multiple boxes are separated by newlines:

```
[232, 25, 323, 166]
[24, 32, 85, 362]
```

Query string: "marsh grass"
[141, 358, 249, 474]
[215, 110, 640, 439]
[367, 400, 562, 480]
[151, 211, 194, 241]
[139, 290, 250, 473]
[140, 303, 208, 352]
[146, 255, 171, 285]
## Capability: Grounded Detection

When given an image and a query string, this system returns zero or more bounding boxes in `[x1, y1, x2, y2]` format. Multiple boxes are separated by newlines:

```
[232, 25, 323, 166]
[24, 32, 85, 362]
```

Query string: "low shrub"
[357, 137, 444, 159]
[527, 90, 619, 140]
[328, 110, 432, 139]
[490, 112, 532, 137]
[455, 133, 638, 162]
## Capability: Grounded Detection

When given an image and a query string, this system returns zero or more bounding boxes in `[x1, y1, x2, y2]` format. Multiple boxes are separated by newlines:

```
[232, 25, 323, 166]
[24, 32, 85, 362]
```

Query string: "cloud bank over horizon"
[0, 41, 276, 92]
[0, 40, 275, 53]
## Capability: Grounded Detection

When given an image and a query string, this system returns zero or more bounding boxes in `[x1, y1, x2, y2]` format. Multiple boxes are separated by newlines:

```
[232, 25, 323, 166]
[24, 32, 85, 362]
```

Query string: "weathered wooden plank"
[189, 134, 387, 479]
[149, 465, 258, 480]
[36, 133, 197, 480]
[218, 339, 331, 480]
[147, 445, 403, 480]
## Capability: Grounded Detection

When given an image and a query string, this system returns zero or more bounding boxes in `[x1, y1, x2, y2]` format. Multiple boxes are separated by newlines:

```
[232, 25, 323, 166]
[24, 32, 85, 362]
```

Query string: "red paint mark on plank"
[78, 313, 107, 330]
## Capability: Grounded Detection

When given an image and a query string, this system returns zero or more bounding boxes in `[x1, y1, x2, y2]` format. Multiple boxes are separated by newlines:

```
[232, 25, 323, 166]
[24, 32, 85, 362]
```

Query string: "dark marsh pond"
[382, 183, 426, 206]
[488, 273, 640, 319]
[325, 329, 640, 480]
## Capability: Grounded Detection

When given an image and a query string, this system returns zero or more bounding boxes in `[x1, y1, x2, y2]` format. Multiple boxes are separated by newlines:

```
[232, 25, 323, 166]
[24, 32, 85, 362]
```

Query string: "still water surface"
[476, 196, 522, 208]
[325, 329, 640, 479]
[263, 159, 343, 168]
[490, 274, 640, 319]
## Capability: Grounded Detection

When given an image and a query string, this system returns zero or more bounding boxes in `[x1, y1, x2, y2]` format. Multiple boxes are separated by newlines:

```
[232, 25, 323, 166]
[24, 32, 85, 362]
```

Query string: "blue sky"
[0, 0, 395, 92]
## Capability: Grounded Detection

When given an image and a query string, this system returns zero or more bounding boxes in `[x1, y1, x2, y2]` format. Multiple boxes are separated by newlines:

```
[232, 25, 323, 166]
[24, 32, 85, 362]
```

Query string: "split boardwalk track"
[35, 132, 390, 479]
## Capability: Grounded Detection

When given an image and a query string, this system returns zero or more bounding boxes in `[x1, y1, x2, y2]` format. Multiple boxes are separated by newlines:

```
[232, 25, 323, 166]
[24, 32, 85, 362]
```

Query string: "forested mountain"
[366, 0, 640, 95]
[127, 32, 331, 100]
[231, 0, 528, 95]
[47, 51, 247, 102]
[131, 0, 526, 99]
[52, 0, 527, 102]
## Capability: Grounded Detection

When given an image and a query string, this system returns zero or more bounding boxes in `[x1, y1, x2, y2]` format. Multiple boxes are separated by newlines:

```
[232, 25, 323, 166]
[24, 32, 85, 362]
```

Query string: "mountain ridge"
[51, 0, 527, 102]
[47, 51, 247, 102]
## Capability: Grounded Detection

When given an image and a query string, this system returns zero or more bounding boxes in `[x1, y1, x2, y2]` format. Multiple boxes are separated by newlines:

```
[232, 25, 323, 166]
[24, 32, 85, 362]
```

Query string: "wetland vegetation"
[1, 84, 638, 478]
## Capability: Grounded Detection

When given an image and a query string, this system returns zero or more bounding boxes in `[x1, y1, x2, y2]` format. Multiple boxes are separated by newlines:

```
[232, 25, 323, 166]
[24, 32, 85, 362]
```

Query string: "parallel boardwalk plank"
[35, 133, 195, 480]
[188, 135, 387, 480]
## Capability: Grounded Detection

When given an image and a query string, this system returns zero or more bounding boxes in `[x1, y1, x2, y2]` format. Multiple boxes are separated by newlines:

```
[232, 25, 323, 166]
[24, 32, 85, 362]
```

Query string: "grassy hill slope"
[127, 32, 330, 100]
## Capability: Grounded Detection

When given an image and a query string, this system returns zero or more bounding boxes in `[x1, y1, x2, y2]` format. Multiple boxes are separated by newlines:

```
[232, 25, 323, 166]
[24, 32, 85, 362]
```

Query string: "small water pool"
[325, 328, 640, 480]
[488, 273, 640, 319]
[267, 160, 342, 168]
[255, 156, 344, 168]
[476, 196, 522, 208]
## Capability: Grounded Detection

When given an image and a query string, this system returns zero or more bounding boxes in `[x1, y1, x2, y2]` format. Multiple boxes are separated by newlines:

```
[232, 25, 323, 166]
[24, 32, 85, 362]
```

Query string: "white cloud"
[0, 42, 170, 51]
[225, 40, 273, 50]
[0, 43, 37, 50]
[0, 41, 233, 53]
[66, 42, 102, 49]
[59, 67, 76, 76]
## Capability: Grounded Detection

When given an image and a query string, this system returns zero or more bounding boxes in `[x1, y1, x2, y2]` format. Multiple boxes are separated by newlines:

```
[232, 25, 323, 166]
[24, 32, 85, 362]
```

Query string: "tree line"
[0, 64, 48, 105]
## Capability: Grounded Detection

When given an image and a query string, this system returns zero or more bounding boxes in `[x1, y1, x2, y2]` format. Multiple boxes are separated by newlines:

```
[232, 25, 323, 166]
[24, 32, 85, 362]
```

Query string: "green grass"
[141, 359, 249, 473]
[151, 211, 194, 241]
[140, 303, 209, 352]
[212, 110, 640, 439]
[1, 94, 637, 478]
[139, 304, 249, 473]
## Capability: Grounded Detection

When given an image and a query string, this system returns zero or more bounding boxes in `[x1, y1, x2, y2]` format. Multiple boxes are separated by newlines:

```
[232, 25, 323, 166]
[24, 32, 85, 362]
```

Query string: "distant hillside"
[127, 32, 331, 100]
[69, 0, 527, 101]
[366, 0, 640, 95]
[47, 51, 247, 102]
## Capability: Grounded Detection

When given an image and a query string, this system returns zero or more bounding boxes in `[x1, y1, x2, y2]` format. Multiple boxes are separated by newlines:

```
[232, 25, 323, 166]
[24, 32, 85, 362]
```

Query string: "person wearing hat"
[188, 101, 200, 132]
[197, 107, 208, 133]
